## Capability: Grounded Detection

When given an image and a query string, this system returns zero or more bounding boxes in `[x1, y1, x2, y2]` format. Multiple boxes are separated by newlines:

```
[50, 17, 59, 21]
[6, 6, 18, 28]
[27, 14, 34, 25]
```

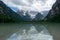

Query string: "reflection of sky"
[7, 24, 53, 40]
[1, 0, 56, 12]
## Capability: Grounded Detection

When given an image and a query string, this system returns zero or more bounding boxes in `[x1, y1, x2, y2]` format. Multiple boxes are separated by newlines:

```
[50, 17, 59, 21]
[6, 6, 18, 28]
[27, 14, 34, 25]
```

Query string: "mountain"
[45, 0, 60, 22]
[0, 1, 22, 22]
[33, 12, 43, 21]
[0, 0, 43, 22]
[17, 10, 44, 21]
[23, 11, 32, 21]
[17, 10, 36, 21]
[0, 7, 13, 22]
[1, 0, 56, 22]
[41, 11, 49, 20]
[9, 7, 18, 12]
[17, 10, 31, 21]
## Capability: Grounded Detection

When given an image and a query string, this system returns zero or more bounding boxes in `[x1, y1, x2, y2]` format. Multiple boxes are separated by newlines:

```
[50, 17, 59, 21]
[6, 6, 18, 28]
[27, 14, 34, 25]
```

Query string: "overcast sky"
[1, 0, 56, 12]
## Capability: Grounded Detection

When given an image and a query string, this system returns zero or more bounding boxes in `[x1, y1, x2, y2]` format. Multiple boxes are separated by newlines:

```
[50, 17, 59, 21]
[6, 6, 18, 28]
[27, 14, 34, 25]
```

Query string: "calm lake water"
[0, 22, 60, 40]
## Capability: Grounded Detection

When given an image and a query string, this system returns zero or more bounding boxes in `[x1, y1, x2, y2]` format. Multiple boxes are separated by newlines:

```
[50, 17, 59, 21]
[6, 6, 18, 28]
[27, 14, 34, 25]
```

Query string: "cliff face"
[0, 1, 22, 22]
[46, 0, 60, 22]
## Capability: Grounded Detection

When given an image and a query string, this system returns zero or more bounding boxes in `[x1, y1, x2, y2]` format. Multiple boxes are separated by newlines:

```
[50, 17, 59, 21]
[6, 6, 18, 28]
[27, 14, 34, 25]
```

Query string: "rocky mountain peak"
[45, 0, 60, 22]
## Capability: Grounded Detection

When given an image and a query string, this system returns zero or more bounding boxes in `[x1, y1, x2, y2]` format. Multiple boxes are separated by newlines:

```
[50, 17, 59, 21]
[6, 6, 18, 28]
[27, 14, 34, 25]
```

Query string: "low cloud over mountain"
[1, 0, 56, 12]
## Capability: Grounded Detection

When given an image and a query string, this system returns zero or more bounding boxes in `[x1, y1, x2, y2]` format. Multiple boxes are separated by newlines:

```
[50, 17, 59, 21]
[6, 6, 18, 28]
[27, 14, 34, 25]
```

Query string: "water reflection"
[7, 24, 53, 40]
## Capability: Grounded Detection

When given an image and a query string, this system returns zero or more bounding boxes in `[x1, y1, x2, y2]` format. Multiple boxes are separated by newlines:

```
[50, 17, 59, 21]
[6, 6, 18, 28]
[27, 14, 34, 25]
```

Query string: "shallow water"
[0, 23, 60, 40]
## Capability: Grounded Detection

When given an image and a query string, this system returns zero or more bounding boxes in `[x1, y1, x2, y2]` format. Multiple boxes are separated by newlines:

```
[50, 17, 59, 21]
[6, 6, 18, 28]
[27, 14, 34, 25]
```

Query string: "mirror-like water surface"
[7, 24, 53, 40]
[0, 23, 60, 40]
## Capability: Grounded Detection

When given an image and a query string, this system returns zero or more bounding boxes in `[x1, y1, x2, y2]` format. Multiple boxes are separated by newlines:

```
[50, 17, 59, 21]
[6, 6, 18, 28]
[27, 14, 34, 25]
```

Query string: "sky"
[1, 0, 56, 12]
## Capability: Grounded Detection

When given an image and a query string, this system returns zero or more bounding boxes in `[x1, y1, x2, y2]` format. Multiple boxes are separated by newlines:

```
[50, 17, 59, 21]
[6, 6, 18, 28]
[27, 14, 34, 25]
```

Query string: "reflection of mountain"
[7, 24, 53, 40]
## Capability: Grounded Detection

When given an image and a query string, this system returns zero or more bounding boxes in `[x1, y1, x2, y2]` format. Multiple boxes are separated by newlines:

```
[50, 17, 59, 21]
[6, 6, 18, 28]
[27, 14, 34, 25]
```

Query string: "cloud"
[1, 0, 56, 12]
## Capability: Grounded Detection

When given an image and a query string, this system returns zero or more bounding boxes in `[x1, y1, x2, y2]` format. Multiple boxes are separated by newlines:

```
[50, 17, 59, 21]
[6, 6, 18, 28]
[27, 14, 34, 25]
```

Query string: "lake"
[0, 22, 60, 40]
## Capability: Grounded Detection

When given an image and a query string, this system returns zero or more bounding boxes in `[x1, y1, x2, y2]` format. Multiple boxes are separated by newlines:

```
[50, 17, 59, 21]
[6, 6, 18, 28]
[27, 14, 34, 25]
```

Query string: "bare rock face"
[46, 0, 60, 22]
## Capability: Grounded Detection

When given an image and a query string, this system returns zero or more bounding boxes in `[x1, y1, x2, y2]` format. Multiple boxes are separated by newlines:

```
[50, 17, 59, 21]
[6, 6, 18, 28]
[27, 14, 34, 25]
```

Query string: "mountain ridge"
[45, 0, 60, 22]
